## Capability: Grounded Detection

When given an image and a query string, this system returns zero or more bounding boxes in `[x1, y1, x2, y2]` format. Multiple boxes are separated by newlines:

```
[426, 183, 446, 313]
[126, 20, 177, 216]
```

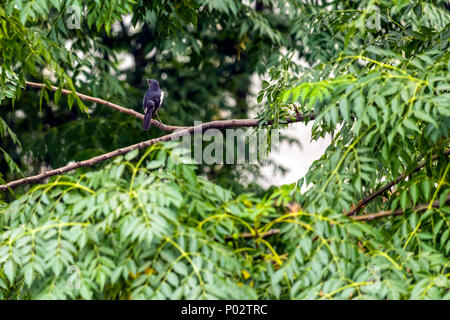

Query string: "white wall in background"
[259, 122, 331, 188]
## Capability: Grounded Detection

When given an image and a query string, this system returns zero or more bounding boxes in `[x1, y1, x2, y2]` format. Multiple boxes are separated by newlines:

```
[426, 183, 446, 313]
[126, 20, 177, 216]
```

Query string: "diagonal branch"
[226, 195, 450, 240]
[350, 195, 450, 221]
[346, 150, 450, 216]
[25, 81, 186, 132]
[0, 114, 314, 191]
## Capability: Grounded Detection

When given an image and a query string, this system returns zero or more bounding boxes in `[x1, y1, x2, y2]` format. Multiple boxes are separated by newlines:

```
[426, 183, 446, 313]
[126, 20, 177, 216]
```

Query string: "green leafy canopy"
[0, 0, 449, 300]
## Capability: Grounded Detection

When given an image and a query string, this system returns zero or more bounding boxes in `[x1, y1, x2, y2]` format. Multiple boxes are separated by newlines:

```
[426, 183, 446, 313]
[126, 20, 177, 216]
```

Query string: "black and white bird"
[142, 79, 164, 130]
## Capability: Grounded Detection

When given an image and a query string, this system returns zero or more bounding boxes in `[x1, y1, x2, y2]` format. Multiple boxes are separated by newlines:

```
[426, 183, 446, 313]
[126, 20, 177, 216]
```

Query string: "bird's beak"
[146, 79, 151, 86]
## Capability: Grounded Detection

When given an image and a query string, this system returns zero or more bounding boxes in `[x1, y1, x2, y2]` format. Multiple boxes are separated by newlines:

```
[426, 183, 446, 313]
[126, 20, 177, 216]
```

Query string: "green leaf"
[410, 184, 419, 205]
[125, 149, 139, 161]
[422, 179, 432, 201]
[24, 264, 34, 287]
[402, 119, 420, 133]
[146, 160, 165, 169]
[400, 190, 409, 210]
[414, 110, 438, 127]
[339, 98, 350, 122]
[182, 166, 197, 186]
[4, 260, 15, 284]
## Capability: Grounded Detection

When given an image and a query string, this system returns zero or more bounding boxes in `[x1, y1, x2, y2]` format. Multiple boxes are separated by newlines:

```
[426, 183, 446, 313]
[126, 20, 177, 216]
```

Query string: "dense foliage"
[0, 0, 293, 189]
[1, 0, 449, 299]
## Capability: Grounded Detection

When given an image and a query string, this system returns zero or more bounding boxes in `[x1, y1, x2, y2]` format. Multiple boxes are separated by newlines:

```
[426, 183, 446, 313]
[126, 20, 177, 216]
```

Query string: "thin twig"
[350, 195, 449, 221]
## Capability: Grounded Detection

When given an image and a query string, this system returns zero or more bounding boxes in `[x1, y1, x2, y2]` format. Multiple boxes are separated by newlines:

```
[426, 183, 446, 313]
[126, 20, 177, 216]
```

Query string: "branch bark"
[346, 150, 450, 216]
[350, 195, 450, 221]
[25, 81, 186, 132]
[18, 81, 449, 224]
[0, 114, 313, 191]
[259, 196, 450, 240]
[226, 196, 449, 240]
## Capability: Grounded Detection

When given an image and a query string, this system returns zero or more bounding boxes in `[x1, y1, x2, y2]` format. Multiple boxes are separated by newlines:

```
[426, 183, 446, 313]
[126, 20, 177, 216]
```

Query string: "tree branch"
[225, 194, 449, 239]
[350, 195, 450, 221]
[25, 81, 186, 132]
[225, 196, 449, 240]
[346, 150, 450, 216]
[0, 114, 313, 191]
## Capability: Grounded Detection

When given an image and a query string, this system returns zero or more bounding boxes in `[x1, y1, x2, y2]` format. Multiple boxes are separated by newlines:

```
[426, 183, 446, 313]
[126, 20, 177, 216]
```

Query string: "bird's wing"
[154, 91, 164, 114]
[160, 91, 164, 107]
[143, 90, 153, 111]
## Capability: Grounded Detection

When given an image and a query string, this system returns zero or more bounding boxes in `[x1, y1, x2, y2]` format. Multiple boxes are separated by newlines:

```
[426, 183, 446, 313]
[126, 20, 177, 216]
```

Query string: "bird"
[142, 79, 164, 130]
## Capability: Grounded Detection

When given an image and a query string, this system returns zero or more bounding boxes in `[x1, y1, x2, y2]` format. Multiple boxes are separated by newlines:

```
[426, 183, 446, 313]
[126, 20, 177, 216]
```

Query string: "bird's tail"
[143, 106, 153, 130]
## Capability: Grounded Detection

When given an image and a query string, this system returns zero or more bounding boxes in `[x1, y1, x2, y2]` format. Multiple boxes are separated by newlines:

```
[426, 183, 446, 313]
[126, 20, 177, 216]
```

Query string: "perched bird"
[142, 79, 164, 130]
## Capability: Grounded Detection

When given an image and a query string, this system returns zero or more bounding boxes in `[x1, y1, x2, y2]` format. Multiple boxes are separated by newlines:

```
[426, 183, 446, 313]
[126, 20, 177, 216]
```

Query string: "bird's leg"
[293, 103, 301, 116]
[155, 112, 163, 124]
